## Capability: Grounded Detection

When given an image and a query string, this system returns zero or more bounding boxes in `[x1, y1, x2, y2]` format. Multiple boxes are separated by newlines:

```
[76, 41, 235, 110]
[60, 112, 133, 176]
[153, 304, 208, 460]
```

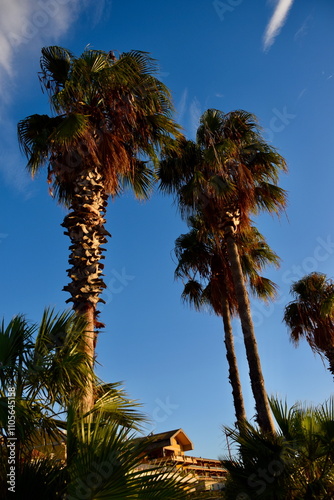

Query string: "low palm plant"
[2, 406, 192, 499]
[0, 309, 136, 465]
[0, 309, 191, 499]
[222, 397, 334, 499]
[0, 308, 91, 464]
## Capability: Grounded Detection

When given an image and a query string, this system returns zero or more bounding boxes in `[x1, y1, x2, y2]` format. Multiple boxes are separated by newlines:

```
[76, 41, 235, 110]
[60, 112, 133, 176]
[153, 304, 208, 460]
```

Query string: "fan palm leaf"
[284, 272, 334, 376]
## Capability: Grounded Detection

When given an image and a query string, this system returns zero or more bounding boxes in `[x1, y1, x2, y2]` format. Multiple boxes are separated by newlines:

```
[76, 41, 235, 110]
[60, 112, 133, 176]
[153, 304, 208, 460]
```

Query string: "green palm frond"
[284, 273, 334, 372]
[0, 456, 66, 500]
[249, 275, 278, 301]
[181, 280, 206, 311]
[222, 398, 334, 499]
[119, 49, 158, 76]
[90, 382, 147, 429]
[65, 409, 190, 499]
[40, 45, 73, 87]
[120, 160, 155, 200]
[49, 113, 90, 146]
[0, 314, 35, 390]
[17, 114, 62, 176]
[254, 182, 287, 214]
[80, 49, 110, 73]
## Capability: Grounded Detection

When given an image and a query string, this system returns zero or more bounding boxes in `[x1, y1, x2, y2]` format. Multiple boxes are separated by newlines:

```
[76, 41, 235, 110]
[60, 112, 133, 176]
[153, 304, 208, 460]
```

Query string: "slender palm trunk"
[221, 295, 247, 427]
[61, 165, 110, 414]
[224, 222, 275, 434]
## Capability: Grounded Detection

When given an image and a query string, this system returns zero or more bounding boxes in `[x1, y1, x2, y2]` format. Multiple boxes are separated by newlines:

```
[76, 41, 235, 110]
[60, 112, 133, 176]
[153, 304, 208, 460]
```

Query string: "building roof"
[137, 428, 194, 452]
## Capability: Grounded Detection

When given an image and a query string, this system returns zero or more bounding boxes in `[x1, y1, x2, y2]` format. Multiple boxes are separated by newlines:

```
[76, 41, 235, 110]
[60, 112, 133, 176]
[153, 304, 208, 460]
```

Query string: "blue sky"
[1, 0, 334, 459]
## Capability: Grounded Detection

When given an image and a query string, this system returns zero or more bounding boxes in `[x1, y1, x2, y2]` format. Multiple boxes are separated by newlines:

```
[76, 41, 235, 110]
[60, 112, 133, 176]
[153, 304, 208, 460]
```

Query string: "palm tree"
[0, 308, 144, 467]
[159, 109, 286, 432]
[175, 215, 279, 428]
[0, 308, 89, 464]
[1, 309, 187, 500]
[222, 397, 334, 499]
[1, 406, 192, 500]
[284, 272, 334, 377]
[159, 109, 287, 433]
[18, 46, 180, 412]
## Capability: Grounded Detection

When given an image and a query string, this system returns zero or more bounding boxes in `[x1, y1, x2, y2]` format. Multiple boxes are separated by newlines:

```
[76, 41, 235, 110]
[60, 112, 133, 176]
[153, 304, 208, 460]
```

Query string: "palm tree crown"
[19, 46, 179, 201]
[284, 272, 334, 377]
[160, 108, 287, 230]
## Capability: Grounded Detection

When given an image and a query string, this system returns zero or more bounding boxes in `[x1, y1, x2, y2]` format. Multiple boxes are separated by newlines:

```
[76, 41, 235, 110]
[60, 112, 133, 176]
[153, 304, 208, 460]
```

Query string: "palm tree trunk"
[221, 295, 247, 427]
[224, 222, 275, 434]
[61, 165, 110, 414]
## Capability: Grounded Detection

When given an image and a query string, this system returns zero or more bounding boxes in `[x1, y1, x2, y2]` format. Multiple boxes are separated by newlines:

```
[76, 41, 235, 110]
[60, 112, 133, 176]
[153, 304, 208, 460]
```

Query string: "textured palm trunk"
[61, 166, 110, 414]
[221, 295, 247, 427]
[224, 220, 275, 434]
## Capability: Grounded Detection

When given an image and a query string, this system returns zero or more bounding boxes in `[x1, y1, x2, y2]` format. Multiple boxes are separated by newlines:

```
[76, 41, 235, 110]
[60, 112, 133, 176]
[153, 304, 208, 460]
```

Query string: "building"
[22, 426, 227, 492]
[137, 428, 227, 492]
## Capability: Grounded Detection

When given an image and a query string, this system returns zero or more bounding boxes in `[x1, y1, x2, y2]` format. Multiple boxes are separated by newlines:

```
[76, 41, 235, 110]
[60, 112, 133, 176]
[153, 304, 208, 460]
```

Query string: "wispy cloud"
[294, 15, 312, 41]
[0, 0, 91, 81]
[0, 117, 35, 197]
[176, 88, 188, 123]
[0, 0, 104, 193]
[189, 97, 202, 140]
[297, 88, 307, 100]
[90, 0, 113, 28]
[263, 0, 295, 51]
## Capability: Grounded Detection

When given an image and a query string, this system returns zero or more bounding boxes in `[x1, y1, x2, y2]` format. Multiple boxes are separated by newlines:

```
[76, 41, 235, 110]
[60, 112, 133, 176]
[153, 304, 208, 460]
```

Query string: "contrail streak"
[263, 0, 295, 51]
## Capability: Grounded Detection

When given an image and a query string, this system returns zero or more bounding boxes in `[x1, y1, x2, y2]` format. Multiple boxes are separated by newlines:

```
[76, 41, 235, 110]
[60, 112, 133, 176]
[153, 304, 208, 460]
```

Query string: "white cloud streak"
[0, 0, 84, 79]
[263, 0, 295, 51]
[0, 0, 92, 193]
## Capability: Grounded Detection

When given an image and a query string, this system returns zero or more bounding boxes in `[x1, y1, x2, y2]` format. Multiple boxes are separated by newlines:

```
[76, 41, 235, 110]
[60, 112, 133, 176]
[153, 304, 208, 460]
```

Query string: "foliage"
[159, 108, 287, 229]
[1, 407, 192, 499]
[0, 308, 145, 442]
[0, 309, 191, 499]
[159, 108, 287, 434]
[284, 272, 334, 376]
[222, 398, 334, 499]
[174, 214, 279, 315]
[18, 45, 181, 204]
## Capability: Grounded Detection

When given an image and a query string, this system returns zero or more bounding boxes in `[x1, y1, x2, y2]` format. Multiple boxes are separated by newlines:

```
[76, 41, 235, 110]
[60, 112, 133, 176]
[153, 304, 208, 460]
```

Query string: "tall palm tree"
[175, 215, 279, 427]
[284, 272, 334, 377]
[160, 109, 287, 433]
[18, 46, 180, 412]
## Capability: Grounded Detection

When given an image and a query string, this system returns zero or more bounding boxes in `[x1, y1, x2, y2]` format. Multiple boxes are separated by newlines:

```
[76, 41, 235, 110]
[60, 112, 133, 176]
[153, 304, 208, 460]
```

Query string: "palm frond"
[40, 45, 73, 87]
[49, 113, 90, 146]
[66, 409, 190, 499]
[120, 160, 155, 200]
[17, 114, 62, 176]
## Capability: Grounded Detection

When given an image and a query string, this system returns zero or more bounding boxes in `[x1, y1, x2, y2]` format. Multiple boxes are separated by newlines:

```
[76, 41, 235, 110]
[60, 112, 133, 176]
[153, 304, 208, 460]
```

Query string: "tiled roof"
[135, 428, 193, 452]
[145, 429, 183, 443]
